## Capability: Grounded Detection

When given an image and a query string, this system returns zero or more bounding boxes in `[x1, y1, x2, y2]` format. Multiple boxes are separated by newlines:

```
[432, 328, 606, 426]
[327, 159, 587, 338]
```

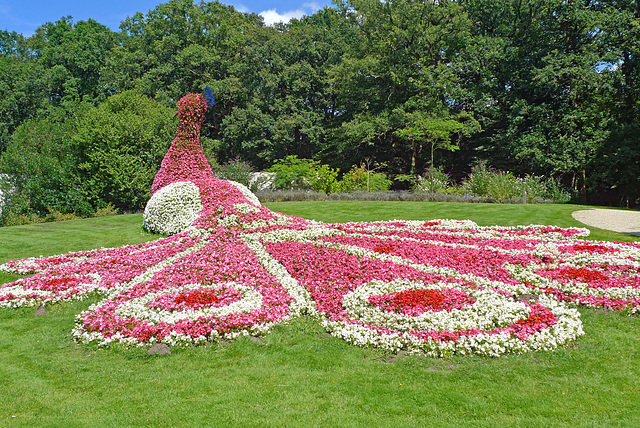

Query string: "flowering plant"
[143, 181, 203, 235]
[1, 93, 639, 357]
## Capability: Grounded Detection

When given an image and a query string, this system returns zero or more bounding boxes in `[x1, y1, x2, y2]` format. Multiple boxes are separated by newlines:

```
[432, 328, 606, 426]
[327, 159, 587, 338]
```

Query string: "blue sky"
[0, 0, 333, 36]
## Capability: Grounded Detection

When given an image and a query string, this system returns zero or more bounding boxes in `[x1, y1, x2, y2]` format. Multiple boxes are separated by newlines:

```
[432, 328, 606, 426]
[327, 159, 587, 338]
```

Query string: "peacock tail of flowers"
[2, 93, 640, 357]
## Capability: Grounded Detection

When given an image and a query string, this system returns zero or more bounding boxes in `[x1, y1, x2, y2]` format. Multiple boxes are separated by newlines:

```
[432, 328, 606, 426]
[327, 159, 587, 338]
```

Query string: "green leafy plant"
[0, 106, 93, 223]
[72, 90, 176, 212]
[212, 157, 254, 188]
[268, 156, 339, 194]
[44, 208, 80, 223]
[337, 163, 392, 192]
[461, 163, 570, 203]
[414, 166, 451, 193]
[94, 203, 119, 217]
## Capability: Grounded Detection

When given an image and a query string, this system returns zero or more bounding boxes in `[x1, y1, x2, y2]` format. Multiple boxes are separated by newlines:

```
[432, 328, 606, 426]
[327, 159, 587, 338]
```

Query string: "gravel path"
[571, 209, 640, 237]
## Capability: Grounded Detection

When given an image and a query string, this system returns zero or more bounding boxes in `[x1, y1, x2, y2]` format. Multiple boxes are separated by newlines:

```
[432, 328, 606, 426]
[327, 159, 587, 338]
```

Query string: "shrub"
[255, 190, 495, 203]
[255, 189, 329, 202]
[337, 164, 392, 192]
[461, 163, 570, 203]
[413, 166, 452, 193]
[461, 163, 493, 197]
[0, 206, 80, 226]
[143, 181, 203, 235]
[212, 158, 253, 188]
[486, 170, 518, 202]
[544, 177, 573, 203]
[0, 106, 94, 221]
[45, 208, 80, 223]
[73, 90, 176, 212]
[94, 203, 119, 217]
[2, 212, 46, 226]
[268, 156, 339, 194]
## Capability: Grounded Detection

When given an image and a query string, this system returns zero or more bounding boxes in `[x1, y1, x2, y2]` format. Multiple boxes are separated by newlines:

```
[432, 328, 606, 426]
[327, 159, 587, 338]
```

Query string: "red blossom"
[557, 267, 609, 282]
[373, 243, 395, 254]
[174, 289, 221, 306]
[370, 288, 476, 315]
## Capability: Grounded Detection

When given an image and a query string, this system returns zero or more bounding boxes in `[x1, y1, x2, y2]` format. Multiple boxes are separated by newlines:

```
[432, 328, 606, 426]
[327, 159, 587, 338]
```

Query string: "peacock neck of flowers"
[175, 116, 203, 147]
[151, 93, 211, 195]
[174, 93, 207, 149]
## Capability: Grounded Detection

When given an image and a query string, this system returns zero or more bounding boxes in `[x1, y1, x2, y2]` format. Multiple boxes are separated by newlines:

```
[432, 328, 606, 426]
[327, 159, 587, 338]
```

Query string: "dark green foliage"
[72, 90, 176, 211]
[211, 157, 254, 187]
[0, 58, 45, 151]
[0, 103, 93, 224]
[35, 17, 117, 104]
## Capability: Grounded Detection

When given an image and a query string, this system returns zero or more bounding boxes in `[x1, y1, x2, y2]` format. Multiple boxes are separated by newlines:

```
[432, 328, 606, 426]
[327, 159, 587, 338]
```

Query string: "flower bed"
[1, 93, 639, 357]
[71, 229, 297, 347]
[0, 231, 203, 307]
[261, 234, 584, 357]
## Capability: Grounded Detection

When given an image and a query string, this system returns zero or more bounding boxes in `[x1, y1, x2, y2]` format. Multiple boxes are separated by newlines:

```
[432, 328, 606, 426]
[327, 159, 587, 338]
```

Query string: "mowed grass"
[1, 203, 639, 427]
[266, 201, 640, 243]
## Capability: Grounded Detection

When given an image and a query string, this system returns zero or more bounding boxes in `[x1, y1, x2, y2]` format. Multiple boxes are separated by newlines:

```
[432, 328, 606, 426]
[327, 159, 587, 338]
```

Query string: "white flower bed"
[143, 181, 204, 235]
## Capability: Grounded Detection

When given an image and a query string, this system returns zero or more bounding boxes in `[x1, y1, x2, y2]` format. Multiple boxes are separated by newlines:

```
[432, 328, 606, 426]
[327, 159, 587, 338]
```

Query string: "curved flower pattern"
[143, 181, 203, 235]
[1, 93, 639, 357]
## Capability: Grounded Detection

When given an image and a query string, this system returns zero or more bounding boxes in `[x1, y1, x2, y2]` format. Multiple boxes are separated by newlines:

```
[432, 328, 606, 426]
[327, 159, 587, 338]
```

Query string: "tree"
[457, 0, 617, 199]
[0, 57, 45, 152]
[395, 114, 480, 170]
[0, 102, 93, 222]
[0, 31, 45, 152]
[102, 0, 261, 101]
[34, 17, 117, 104]
[326, 0, 474, 173]
[72, 90, 177, 211]
[216, 7, 355, 168]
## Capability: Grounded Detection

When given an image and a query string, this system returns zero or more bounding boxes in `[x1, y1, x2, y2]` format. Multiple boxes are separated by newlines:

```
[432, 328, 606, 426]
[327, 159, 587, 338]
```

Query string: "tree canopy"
[1, 0, 639, 217]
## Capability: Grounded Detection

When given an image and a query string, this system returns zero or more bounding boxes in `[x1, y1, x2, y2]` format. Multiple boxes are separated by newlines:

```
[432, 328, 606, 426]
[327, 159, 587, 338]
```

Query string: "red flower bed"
[369, 288, 476, 315]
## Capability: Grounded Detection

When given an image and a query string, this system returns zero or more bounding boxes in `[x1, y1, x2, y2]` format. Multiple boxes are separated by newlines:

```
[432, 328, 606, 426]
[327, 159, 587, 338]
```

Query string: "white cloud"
[259, 8, 306, 26]
[232, 3, 250, 14]
[303, 2, 322, 11]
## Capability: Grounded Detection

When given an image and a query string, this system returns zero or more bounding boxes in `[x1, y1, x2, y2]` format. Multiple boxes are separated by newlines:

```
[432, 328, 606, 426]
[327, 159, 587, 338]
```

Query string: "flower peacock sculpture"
[1, 93, 639, 357]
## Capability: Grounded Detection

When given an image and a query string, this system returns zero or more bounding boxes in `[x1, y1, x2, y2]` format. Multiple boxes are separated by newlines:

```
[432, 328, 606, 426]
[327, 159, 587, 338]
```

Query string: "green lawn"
[1, 203, 639, 427]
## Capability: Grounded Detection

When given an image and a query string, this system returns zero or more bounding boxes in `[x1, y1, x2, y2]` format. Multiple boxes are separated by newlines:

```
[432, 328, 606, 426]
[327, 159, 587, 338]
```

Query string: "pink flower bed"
[1, 93, 639, 357]
[73, 229, 296, 346]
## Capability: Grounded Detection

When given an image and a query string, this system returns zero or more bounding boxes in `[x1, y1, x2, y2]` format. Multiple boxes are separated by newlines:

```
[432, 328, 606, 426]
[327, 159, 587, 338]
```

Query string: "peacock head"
[175, 93, 208, 123]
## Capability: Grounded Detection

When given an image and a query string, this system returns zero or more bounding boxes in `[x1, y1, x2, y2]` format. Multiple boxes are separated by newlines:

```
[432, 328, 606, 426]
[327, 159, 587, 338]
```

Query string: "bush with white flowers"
[143, 181, 204, 235]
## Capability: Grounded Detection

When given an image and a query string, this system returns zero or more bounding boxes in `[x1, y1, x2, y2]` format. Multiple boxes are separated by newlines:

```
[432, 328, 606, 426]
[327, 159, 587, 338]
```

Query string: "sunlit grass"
[266, 201, 640, 243]
[1, 203, 639, 427]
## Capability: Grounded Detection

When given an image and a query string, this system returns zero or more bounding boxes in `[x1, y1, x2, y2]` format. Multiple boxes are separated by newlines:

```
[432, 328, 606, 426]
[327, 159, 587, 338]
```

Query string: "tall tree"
[591, 0, 640, 204]
[328, 0, 474, 173]
[34, 17, 117, 104]
[458, 0, 615, 197]
[217, 7, 356, 168]
[102, 0, 262, 102]
[0, 57, 44, 151]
